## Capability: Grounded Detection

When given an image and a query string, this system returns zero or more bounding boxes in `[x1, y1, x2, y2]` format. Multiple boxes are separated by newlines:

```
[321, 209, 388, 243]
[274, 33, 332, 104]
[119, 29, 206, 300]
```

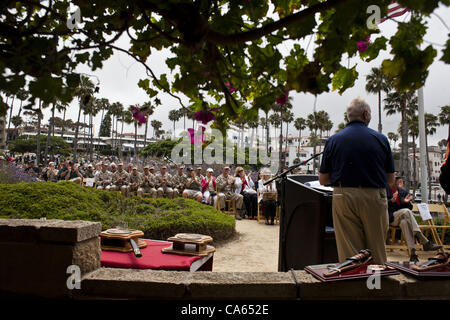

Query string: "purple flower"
[276, 90, 289, 105]
[357, 35, 371, 53]
[130, 105, 147, 124]
[225, 81, 236, 94]
[187, 126, 206, 145]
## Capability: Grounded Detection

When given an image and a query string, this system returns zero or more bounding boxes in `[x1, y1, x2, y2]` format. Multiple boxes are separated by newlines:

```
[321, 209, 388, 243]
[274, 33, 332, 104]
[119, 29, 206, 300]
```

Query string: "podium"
[278, 175, 338, 271]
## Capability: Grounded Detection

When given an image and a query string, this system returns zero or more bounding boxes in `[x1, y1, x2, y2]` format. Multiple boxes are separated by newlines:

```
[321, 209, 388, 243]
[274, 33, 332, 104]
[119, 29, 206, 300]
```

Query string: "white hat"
[206, 168, 214, 172]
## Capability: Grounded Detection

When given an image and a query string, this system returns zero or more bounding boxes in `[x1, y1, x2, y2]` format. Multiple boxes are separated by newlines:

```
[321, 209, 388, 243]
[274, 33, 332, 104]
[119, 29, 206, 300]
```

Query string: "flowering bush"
[0, 163, 34, 184]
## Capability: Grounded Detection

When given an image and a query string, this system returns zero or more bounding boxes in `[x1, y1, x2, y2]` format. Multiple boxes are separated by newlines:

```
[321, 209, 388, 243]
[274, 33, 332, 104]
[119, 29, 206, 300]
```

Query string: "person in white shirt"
[258, 168, 277, 225]
[234, 167, 258, 220]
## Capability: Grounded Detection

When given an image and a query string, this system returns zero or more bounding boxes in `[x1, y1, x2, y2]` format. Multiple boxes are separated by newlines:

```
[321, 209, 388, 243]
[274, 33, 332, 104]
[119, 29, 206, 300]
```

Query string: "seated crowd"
[15, 157, 278, 224]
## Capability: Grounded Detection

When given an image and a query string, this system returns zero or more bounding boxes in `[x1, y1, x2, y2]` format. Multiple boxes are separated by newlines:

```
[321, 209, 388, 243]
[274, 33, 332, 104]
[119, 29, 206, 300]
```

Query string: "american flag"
[379, 2, 410, 23]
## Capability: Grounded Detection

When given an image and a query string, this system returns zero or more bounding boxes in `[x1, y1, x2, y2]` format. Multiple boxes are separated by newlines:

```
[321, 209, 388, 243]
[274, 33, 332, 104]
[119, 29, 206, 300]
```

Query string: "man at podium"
[318, 98, 395, 264]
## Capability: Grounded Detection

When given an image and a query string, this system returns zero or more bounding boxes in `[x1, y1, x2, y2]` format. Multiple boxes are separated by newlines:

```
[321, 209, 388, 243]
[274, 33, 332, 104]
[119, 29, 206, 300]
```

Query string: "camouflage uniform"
[172, 172, 188, 197]
[183, 175, 203, 200]
[139, 171, 157, 198]
[95, 170, 112, 190]
[84, 170, 95, 178]
[129, 171, 143, 196]
[155, 171, 174, 198]
[111, 169, 130, 196]
[216, 174, 243, 211]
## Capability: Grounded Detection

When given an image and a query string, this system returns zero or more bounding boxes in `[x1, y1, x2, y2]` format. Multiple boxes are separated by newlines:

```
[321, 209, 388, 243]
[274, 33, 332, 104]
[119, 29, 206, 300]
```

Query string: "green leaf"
[332, 67, 358, 94]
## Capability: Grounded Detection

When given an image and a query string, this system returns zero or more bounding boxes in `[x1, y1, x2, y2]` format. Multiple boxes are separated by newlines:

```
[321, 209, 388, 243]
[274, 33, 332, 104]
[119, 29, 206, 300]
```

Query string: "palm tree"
[324, 119, 333, 137]
[407, 114, 419, 191]
[387, 132, 399, 149]
[438, 105, 450, 127]
[269, 113, 281, 150]
[141, 101, 155, 146]
[294, 117, 306, 153]
[110, 102, 124, 155]
[96, 98, 111, 137]
[120, 108, 133, 159]
[335, 122, 346, 133]
[247, 118, 259, 148]
[365, 67, 392, 133]
[168, 109, 181, 139]
[259, 116, 268, 147]
[282, 110, 294, 165]
[15, 89, 28, 121]
[306, 112, 320, 172]
[151, 120, 163, 139]
[73, 76, 95, 161]
[384, 91, 417, 188]
[424, 113, 439, 198]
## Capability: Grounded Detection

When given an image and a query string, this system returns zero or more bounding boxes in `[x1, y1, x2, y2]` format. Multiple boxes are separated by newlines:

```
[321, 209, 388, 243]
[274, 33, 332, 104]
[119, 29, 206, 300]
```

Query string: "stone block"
[294, 270, 403, 300]
[79, 268, 187, 299]
[185, 272, 297, 300]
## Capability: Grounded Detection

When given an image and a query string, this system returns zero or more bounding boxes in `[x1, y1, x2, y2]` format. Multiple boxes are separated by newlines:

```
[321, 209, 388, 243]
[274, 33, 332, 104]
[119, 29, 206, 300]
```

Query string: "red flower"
[193, 107, 220, 125]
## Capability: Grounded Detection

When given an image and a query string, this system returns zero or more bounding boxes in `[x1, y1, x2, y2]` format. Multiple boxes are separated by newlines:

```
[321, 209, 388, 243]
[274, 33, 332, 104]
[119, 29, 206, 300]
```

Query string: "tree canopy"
[1, 0, 449, 129]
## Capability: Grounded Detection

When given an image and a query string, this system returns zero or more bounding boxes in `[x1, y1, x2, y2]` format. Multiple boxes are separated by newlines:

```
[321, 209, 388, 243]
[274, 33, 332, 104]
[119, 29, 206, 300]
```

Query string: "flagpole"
[418, 87, 428, 203]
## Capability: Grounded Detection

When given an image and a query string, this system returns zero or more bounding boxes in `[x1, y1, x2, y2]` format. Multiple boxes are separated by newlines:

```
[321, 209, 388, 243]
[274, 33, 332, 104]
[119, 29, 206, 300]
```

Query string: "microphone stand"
[263, 152, 323, 271]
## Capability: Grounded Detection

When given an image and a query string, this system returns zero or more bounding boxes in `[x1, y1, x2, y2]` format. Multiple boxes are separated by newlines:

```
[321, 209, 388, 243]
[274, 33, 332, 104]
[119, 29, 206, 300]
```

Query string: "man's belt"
[323, 249, 373, 277]
[411, 252, 449, 272]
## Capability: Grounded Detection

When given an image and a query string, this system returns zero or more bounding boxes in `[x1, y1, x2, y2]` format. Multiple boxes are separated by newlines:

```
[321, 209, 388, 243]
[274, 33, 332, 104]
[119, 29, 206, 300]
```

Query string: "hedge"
[0, 182, 236, 241]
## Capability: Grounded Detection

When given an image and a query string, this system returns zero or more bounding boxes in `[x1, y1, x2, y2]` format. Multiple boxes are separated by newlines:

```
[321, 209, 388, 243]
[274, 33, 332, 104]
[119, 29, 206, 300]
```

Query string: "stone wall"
[0, 219, 449, 300]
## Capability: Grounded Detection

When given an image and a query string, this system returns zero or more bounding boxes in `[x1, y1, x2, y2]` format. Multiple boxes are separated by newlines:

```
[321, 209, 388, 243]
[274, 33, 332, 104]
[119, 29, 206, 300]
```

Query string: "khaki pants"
[138, 187, 157, 198]
[332, 187, 389, 264]
[110, 184, 129, 197]
[183, 189, 203, 201]
[391, 208, 421, 250]
[217, 192, 243, 211]
[157, 187, 174, 199]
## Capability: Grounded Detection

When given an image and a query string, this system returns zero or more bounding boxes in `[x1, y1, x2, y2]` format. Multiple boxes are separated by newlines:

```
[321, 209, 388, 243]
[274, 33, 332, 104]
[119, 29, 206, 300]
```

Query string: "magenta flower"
[357, 35, 371, 53]
[187, 126, 206, 145]
[276, 90, 289, 105]
[193, 107, 221, 125]
[225, 81, 236, 94]
[130, 105, 147, 124]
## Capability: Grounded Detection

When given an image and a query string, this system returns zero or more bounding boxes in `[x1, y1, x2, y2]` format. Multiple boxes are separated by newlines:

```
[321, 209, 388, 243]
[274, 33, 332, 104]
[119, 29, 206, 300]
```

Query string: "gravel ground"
[212, 219, 441, 272]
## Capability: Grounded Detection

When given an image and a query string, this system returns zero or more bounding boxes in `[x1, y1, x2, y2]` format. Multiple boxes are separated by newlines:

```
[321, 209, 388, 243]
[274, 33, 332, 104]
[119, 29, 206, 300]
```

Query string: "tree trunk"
[36, 100, 42, 165]
[73, 99, 82, 161]
[99, 109, 104, 138]
[412, 134, 417, 195]
[400, 102, 410, 189]
[378, 91, 382, 133]
[144, 118, 148, 146]
[285, 122, 289, 165]
[279, 113, 283, 171]
[183, 114, 186, 131]
[120, 120, 124, 160]
[266, 113, 269, 151]
[6, 96, 15, 144]
[90, 114, 94, 162]
[134, 122, 138, 160]
[44, 103, 55, 165]
[426, 134, 432, 200]
[173, 121, 176, 140]
[61, 108, 66, 138]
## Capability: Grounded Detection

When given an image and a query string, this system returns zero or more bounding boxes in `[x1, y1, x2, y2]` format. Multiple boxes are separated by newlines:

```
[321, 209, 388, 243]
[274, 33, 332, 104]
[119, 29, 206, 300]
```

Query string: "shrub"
[0, 182, 235, 241]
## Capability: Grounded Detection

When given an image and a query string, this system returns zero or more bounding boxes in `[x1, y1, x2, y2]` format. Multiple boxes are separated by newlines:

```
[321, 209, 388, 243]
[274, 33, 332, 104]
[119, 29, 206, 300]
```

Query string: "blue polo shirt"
[319, 120, 395, 188]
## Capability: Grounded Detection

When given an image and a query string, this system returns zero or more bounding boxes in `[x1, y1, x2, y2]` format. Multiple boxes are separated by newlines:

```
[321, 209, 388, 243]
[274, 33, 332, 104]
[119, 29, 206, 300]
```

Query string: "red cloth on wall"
[101, 240, 207, 271]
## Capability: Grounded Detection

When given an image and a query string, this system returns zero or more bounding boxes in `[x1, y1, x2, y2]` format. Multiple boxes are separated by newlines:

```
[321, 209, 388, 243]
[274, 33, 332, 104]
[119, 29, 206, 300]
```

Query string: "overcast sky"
[29, 4, 450, 146]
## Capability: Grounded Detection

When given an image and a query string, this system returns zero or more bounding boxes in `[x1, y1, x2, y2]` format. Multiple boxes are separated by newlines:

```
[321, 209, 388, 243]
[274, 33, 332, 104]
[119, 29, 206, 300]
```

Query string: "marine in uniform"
[155, 165, 174, 198]
[111, 162, 130, 196]
[216, 166, 244, 219]
[183, 167, 203, 202]
[95, 162, 112, 190]
[138, 165, 157, 198]
[172, 165, 188, 197]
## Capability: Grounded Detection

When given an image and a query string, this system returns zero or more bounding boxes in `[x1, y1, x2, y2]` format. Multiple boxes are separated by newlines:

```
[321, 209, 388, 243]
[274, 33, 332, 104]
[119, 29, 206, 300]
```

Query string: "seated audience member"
[387, 176, 442, 262]
[234, 167, 257, 219]
[95, 162, 112, 190]
[138, 165, 157, 198]
[129, 166, 143, 196]
[258, 168, 277, 225]
[65, 162, 83, 184]
[172, 165, 188, 197]
[24, 161, 40, 179]
[44, 162, 59, 182]
[183, 167, 203, 202]
[196, 167, 204, 181]
[111, 162, 130, 196]
[202, 168, 217, 206]
[216, 166, 244, 220]
[84, 164, 95, 178]
[155, 165, 174, 198]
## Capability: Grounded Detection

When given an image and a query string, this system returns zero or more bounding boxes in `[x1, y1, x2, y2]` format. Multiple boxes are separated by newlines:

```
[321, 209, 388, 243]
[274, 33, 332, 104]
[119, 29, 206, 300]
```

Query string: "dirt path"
[211, 219, 438, 272]
[213, 219, 280, 272]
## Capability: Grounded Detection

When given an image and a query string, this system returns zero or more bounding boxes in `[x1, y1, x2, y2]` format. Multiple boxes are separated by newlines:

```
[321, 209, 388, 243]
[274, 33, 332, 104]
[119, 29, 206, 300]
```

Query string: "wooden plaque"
[100, 229, 147, 253]
[163, 233, 215, 256]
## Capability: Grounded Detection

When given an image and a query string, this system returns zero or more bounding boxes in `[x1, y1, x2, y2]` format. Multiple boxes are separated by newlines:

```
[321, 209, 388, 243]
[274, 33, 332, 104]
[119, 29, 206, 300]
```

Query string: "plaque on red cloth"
[101, 239, 213, 271]
[305, 263, 399, 282]
[385, 261, 450, 279]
